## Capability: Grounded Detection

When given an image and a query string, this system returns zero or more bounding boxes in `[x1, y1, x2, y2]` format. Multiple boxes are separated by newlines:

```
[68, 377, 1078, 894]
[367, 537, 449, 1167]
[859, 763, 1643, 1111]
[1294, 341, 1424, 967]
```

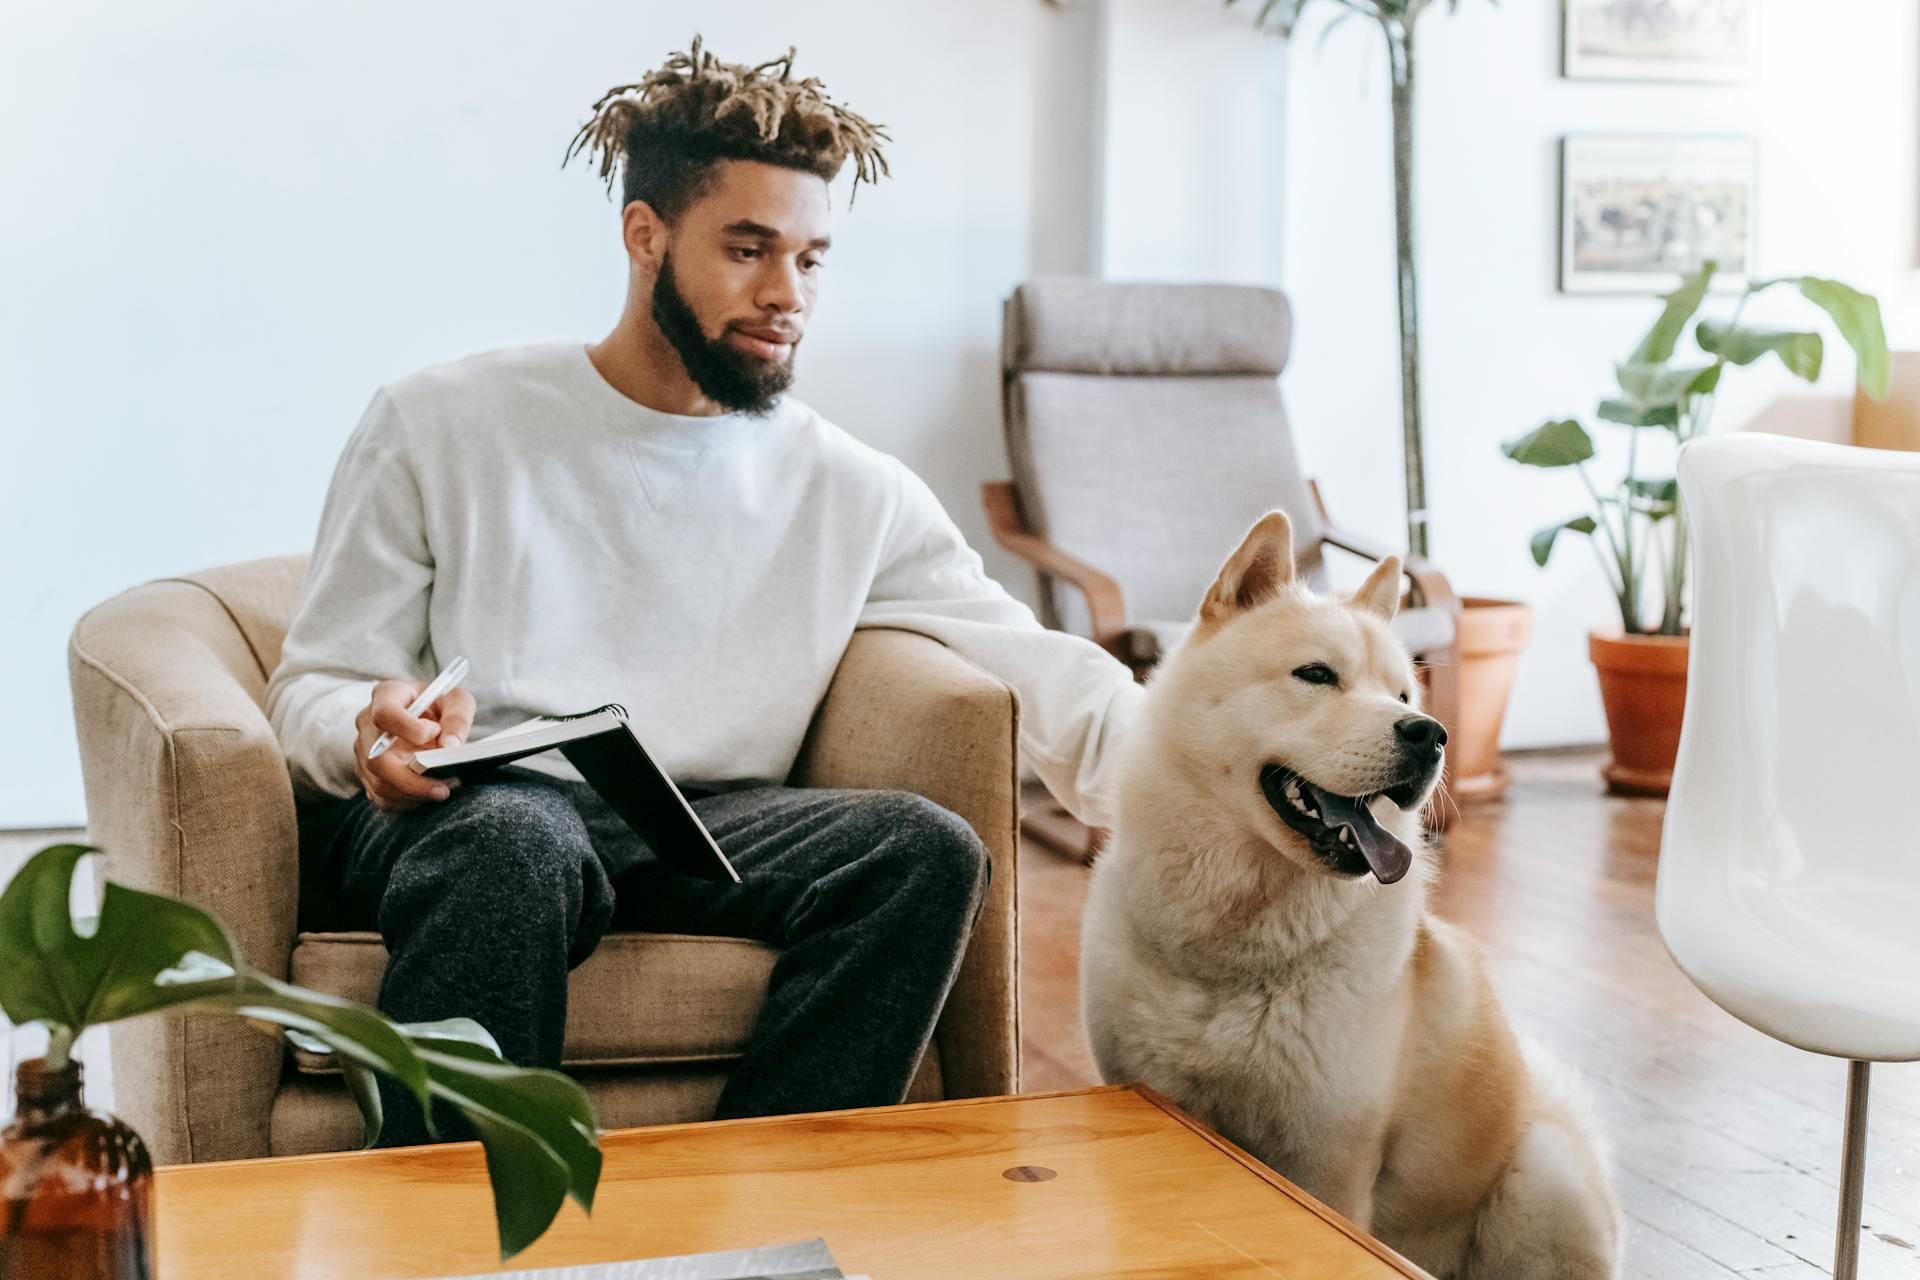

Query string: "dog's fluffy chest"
[1082, 844, 1418, 1165]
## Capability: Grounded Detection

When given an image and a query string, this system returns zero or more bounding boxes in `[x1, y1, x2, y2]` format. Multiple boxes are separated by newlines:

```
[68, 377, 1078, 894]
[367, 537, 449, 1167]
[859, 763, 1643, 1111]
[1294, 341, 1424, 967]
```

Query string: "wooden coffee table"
[156, 1085, 1431, 1278]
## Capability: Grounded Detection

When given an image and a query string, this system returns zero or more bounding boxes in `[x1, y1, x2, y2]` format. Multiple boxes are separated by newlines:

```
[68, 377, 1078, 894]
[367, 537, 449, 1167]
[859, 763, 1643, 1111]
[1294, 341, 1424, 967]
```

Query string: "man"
[267, 37, 1139, 1146]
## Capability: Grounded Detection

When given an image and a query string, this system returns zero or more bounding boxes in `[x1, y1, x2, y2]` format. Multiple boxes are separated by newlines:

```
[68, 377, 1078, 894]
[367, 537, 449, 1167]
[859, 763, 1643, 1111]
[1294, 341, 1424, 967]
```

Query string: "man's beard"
[651, 256, 796, 416]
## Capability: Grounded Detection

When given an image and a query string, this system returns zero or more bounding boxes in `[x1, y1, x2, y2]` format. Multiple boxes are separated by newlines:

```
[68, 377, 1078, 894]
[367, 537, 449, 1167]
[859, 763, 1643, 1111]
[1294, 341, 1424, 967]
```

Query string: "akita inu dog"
[1081, 511, 1622, 1279]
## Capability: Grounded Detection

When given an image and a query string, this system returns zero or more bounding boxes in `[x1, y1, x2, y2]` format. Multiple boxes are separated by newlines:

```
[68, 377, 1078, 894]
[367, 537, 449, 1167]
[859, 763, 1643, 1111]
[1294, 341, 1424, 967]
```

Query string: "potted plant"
[0, 844, 601, 1275]
[1503, 261, 1890, 795]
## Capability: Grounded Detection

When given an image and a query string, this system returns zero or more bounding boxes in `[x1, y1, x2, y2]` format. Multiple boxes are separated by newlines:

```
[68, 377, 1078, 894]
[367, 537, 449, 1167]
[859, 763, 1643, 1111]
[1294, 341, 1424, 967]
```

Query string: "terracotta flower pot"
[1448, 598, 1534, 803]
[1588, 629, 1690, 797]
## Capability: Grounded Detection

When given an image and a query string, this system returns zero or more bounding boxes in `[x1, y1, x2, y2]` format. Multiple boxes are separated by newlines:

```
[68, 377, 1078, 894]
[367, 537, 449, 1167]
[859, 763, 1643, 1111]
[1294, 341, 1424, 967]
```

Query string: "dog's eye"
[1292, 663, 1340, 687]
[1399, 691, 1410, 703]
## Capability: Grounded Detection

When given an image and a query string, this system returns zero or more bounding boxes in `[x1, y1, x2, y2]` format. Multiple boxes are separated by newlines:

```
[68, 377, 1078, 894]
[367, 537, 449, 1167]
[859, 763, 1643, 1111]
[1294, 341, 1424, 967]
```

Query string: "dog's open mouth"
[1259, 764, 1419, 884]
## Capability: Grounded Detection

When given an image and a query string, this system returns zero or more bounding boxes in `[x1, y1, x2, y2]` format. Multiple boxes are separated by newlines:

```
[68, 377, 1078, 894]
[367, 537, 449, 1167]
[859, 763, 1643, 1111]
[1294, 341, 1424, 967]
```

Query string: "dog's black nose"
[1395, 716, 1447, 755]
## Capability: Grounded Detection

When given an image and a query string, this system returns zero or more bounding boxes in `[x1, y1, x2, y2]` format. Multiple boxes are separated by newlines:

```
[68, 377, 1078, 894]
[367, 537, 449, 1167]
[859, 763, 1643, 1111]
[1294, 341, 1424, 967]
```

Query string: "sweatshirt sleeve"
[856, 461, 1143, 830]
[264, 390, 436, 799]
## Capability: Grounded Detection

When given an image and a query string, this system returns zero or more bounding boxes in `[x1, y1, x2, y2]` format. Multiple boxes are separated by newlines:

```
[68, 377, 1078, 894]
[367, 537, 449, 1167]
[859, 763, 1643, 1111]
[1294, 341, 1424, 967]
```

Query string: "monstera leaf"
[0, 845, 601, 1259]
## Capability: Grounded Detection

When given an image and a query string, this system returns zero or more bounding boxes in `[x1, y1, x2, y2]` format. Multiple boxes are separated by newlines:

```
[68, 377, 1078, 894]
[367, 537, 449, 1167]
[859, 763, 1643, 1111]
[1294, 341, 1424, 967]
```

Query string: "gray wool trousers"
[294, 765, 990, 1147]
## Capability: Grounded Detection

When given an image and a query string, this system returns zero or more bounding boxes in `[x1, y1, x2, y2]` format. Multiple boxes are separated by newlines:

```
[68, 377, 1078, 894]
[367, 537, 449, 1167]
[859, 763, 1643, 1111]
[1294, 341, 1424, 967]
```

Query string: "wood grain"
[153, 1087, 1427, 1279]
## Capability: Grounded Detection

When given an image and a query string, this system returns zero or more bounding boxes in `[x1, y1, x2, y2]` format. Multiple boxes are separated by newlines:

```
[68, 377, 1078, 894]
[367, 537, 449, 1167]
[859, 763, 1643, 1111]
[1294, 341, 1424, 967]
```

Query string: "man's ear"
[1351, 556, 1403, 622]
[1201, 511, 1296, 625]
[621, 199, 670, 273]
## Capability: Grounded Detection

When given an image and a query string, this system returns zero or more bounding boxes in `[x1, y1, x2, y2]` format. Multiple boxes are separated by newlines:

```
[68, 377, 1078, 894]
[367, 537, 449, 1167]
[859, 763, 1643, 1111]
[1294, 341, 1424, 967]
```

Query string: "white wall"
[1282, 0, 1920, 748]
[1098, 0, 1289, 283]
[0, 0, 1103, 827]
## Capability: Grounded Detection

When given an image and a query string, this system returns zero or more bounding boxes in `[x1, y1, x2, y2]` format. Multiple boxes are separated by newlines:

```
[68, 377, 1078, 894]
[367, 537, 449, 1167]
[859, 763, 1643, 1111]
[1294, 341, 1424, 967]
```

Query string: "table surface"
[154, 1085, 1429, 1279]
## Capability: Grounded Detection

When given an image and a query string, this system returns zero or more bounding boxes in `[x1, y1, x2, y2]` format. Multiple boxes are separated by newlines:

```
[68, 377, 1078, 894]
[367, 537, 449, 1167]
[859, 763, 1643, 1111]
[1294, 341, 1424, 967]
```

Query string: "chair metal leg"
[1834, 1059, 1871, 1280]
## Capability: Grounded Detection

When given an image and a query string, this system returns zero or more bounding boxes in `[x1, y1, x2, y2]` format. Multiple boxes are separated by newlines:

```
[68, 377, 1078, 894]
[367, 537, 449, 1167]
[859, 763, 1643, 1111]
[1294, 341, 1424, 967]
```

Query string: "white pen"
[366, 655, 471, 761]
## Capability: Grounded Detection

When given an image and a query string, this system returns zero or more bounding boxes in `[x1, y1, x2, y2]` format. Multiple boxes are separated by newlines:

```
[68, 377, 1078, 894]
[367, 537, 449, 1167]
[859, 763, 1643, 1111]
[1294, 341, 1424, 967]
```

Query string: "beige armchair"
[68, 554, 1020, 1164]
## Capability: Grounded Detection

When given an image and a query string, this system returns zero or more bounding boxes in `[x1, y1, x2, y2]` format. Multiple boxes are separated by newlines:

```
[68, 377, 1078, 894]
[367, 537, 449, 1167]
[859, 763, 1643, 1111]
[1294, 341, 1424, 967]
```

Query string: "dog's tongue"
[1308, 783, 1414, 885]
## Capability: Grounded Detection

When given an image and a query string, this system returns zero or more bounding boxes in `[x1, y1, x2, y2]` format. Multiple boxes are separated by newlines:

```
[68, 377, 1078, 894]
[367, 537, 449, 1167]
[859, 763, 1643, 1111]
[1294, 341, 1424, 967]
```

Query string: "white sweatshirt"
[265, 342, 1142, 828]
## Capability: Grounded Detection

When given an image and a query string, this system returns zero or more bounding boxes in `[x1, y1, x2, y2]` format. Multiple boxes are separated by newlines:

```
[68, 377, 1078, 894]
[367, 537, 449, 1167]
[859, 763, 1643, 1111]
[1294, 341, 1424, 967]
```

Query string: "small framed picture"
[1559, 134, 1756, 294]
[1562, 0, 1757, 83]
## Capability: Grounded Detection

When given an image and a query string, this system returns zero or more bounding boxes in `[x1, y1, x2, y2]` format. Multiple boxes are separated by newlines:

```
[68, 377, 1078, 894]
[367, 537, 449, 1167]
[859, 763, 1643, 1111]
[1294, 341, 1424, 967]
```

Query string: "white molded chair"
[1659, 433, 1920, 1280]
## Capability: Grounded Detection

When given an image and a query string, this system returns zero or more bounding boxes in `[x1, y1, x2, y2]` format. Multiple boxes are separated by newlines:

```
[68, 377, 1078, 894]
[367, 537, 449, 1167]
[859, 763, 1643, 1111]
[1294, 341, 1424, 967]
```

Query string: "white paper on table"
[433, 1236, 845, 1279]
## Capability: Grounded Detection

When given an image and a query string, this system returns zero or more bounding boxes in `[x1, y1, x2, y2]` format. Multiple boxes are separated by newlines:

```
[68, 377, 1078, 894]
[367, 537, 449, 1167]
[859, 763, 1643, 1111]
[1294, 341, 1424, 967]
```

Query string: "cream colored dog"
[1082, 512, 1622, 1280]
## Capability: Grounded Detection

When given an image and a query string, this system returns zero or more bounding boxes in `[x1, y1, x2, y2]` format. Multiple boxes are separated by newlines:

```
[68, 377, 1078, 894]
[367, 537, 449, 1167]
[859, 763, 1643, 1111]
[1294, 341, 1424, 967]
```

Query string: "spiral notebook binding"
[544, 702, 628, 723]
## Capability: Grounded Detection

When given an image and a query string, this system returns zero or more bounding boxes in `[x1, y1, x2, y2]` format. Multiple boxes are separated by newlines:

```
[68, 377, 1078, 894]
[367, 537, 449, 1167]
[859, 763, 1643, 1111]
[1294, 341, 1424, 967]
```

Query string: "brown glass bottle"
[0, 1057, 152, 1280]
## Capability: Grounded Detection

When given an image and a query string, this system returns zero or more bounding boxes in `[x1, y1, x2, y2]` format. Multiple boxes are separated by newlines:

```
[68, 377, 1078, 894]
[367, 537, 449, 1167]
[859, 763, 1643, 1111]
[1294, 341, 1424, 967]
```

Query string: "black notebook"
[412, 704, 740, 884]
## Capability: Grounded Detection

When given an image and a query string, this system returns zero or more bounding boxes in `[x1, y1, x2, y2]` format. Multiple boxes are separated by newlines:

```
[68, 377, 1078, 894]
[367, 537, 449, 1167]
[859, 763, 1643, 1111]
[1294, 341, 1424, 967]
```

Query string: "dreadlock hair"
[564, 36, 890, 219]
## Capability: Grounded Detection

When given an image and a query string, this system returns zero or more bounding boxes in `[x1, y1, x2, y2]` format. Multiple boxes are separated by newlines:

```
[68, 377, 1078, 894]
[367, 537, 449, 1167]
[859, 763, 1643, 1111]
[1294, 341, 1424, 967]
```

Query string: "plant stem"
[1385, 17, 1429, 560]
[1578, 462, 1637, 631]
[44, 1025, 74, 1072]
[1585, 533, 1625, 606]
[1623, 414, 1641, 628]
[1634, 501, 1659, 596]
[1647, 513, 1669, 613]
[1662, 505, 1689, 634]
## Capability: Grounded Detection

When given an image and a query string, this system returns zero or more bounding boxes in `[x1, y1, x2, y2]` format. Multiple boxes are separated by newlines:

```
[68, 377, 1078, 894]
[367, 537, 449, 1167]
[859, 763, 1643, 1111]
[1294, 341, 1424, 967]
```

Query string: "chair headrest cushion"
[1004, 279, 1291, 377]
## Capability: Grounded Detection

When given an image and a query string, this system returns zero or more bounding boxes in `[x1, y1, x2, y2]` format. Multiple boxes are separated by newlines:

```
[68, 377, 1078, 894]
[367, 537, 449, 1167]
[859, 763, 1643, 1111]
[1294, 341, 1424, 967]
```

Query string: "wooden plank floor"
[1018, 750, 1920, 1278]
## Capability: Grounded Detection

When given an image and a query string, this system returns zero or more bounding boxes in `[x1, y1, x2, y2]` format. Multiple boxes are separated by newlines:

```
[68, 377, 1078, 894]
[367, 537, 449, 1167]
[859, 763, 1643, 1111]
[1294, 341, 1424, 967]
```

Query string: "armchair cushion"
[1006, 372, 1328, 635]
[289, 932, 778, 1069]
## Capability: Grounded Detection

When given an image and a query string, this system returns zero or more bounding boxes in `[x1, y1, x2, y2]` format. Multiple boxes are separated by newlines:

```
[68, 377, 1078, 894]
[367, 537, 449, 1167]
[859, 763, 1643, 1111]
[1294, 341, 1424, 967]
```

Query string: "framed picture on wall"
[1559, 134, 1756, 294]
[1562, 0, 1758, 82]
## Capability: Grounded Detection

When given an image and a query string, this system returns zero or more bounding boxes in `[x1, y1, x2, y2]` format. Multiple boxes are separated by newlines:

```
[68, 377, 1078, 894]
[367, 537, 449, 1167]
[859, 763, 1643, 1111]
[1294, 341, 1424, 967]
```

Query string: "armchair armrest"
[1319, 523, 1461, 616]
[1308, 480, 1459, 615]
[790, 627, 1021, 1099]
[980, 481, 1130, 652]
[68, 576, 301, 1163]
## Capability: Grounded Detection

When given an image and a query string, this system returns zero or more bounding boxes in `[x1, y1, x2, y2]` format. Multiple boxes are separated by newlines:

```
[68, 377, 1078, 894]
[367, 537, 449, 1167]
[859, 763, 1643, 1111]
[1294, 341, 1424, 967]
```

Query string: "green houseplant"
[0, 844, 602, 1273]
[1503, 261, 1890, 793]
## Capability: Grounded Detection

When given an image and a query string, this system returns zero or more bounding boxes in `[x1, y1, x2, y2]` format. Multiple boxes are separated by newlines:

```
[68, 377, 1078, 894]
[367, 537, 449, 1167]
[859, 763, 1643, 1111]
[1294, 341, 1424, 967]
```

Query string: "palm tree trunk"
[1385, 18, 1429, 560]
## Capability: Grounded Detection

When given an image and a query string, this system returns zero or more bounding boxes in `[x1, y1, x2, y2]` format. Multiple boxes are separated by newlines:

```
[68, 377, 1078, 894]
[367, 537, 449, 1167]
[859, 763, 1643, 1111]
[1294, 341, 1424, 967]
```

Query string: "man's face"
[648, 159, 832, 415]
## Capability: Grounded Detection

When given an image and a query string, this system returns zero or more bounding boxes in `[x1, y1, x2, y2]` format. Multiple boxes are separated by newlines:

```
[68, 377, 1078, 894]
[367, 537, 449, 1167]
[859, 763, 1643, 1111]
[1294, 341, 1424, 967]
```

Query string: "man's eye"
[730, 246, 761, 261]
[1292, 663, 1339, 687]
[800, 257, 824, 273]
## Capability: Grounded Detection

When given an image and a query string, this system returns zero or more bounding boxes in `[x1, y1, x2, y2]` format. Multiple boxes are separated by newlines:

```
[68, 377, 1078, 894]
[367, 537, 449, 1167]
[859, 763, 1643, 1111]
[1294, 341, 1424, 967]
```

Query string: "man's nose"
[757, 260, 804, 314]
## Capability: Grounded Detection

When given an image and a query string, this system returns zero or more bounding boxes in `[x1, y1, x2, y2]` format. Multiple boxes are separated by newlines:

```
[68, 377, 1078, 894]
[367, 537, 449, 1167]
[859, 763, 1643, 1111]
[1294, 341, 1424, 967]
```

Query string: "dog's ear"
[1350, 556, 1403, 622]
[1201, 511, 1295, 624]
